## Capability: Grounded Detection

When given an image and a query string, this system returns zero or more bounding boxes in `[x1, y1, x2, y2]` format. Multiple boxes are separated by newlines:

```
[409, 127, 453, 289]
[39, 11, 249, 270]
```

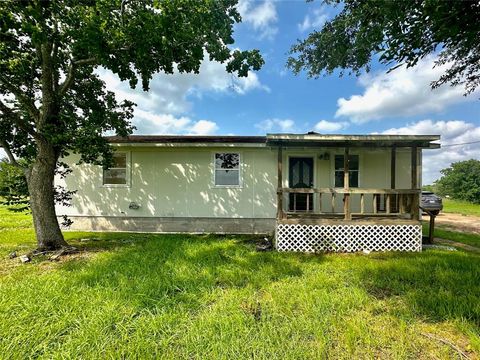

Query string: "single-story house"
[55, 133, 440, 252]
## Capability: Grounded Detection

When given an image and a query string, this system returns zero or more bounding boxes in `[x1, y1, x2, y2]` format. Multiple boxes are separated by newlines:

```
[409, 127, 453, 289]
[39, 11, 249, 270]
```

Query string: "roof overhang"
[266, 134, 441, 149]
[106, 135, 267, 148]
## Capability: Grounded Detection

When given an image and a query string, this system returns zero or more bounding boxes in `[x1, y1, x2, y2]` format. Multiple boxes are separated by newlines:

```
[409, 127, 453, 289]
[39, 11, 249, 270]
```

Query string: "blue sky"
[2, 1, 478, 183]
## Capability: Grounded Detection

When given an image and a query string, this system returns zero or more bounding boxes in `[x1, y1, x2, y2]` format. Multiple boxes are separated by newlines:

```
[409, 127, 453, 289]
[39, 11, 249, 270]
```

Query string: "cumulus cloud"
[100, 58, 267, 117]
[238, 0, 278, 39]
[132, 109, 218, 135]
[314, 120, 348, 132]
[99, 55, 268, 135]
[255, 118, 296, 133]
[379, 119, 480, 184]
[298, 8, 329, 32]
[336, 57, 477, 123]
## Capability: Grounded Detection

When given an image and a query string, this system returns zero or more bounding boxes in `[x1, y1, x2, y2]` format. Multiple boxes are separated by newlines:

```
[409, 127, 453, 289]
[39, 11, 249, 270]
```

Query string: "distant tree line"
[423, 159, 480, 204]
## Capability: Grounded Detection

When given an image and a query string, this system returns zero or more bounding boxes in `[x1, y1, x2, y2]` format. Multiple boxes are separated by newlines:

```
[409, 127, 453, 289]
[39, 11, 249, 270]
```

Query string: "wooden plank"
[281, 187, 420, 195]
[386, 194, 391, 214]
[399, 194, 405, 214]
[344, 147, 351, 220]
[360, 193, 365, 214]
[373, 194, 377, 214]
[306, 193, 310, 212]
[331, 192, 336, 213]
[277, 146, 284, 220]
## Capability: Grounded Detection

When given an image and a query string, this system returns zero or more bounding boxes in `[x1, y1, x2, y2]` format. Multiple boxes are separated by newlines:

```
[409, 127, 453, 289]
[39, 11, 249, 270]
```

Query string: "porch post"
[344, 147, 351, 220]
[277, 146, 284, 220]
[411, 146, 420, 220]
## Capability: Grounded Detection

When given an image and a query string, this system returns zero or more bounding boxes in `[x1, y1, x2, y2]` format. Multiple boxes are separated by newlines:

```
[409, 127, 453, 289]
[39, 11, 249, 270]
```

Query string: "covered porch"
[267, 133, 440, 252]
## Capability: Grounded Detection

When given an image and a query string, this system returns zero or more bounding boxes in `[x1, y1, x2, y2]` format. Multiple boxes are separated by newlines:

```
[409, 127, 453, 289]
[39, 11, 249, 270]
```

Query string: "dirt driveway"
[423, 212, 480, 234]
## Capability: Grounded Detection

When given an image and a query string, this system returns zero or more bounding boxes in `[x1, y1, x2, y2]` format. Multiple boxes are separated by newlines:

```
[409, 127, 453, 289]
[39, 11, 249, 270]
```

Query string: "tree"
[288, 0, 480, 95]
[0, 158, 29, 211]
[435, 159, 480, 204]
[0, 0, 263, 250]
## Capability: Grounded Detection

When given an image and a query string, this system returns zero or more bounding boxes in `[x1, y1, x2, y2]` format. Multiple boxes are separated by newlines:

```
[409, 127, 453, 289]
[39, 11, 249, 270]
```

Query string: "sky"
[1, 0, 479, 184]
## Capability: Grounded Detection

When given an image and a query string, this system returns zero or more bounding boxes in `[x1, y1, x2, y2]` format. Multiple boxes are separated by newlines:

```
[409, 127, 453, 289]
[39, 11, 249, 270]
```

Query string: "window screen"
[103, 153, 128, 185]
[214, 153, 240, 186]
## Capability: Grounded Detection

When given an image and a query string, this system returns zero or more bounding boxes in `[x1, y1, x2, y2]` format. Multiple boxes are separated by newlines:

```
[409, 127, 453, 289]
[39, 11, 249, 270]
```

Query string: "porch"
[267, 133, 440, 252]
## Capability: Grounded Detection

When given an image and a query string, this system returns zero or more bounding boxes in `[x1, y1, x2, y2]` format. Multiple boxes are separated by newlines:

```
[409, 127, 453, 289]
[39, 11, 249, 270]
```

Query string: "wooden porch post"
[344, 147, 351, 220]
[277, 146, 284, 220]
[411, 146, 420, 220]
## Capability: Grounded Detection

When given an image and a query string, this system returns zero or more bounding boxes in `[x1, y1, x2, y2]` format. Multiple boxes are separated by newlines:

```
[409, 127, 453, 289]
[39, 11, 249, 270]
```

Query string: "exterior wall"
[63, 216, 275, 234]
[56, 145, 422, 231]
[55, 146, 278, 221]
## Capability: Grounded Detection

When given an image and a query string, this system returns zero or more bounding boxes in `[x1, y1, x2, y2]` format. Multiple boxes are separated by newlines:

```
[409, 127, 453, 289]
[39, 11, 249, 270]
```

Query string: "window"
[214, 153, 240, 186]
[103, 152, 128, 185]
[334, 155, 359, 187]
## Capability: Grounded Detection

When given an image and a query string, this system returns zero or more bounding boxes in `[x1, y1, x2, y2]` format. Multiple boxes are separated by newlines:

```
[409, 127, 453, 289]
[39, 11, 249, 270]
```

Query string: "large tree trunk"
[25, 141, 68, 250]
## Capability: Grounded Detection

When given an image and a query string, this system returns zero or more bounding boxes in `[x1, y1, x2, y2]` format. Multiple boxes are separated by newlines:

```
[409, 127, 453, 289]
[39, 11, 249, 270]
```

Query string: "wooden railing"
[280, 188, 420, 220]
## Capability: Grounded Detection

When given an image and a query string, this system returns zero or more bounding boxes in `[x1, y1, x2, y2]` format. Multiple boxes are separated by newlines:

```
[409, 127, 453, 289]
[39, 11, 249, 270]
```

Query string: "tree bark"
[25, 141, 68, 250]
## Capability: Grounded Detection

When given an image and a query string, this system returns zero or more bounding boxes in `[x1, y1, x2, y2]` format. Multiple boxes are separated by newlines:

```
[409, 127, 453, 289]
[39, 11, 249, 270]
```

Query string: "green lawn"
[1, 210, 480, 358]
[443, 198, 480, 217]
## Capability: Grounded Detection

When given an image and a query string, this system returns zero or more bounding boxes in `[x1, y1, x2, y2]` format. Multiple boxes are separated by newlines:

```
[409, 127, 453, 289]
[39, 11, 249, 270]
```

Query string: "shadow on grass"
[360, 251, 480, 325]
[60, 233, 323, 313]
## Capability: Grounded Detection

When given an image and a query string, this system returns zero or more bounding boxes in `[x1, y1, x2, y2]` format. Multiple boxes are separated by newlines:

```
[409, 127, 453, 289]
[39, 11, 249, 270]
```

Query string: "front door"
[289, 157, 314, 211]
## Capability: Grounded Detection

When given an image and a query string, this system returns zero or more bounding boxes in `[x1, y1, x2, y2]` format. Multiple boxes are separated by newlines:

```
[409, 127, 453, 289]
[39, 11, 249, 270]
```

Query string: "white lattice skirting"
[276, 223, 422, 252]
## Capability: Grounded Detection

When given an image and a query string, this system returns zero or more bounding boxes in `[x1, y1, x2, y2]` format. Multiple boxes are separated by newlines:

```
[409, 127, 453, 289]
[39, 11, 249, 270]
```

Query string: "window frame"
[212, 152, 242, 188]
[332, 153, 360, 188]
[102, 151, 131, 188]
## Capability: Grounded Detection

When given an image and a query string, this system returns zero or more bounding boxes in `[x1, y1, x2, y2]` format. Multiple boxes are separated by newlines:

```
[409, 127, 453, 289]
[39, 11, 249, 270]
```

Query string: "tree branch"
[59, 57, 97, 96]
[0, 99, 40, 139]
[0, 138, 20, 168]
[0, 75, 40, 121]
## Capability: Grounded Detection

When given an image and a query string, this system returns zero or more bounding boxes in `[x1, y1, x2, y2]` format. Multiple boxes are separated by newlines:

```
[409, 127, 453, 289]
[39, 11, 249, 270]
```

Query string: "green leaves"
[435, 159, 480, 204]
[288, 0, 480, 95]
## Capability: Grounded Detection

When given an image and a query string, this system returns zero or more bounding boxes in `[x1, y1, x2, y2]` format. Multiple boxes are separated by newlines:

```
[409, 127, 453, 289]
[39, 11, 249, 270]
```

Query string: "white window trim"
[212, 151, 242, 188]
[102, 151, 131, 188]
[331, 151, 361, 188]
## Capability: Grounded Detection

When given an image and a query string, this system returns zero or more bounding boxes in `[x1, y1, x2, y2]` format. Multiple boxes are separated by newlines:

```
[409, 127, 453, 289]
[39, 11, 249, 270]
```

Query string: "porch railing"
[280, 188, 420, 220]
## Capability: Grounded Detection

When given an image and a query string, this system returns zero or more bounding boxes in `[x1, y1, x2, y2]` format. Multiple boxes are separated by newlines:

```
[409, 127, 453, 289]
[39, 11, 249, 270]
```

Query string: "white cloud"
[314, 120, 348, 132]
[132, 109, 218, 135]
[379, 119, 480, 184]
[189, 120, 219, 135]
[238, 0, 278, 39]
[99, 55, 268, 135]
[336, 57, 477, 123]
[299, 8, 329, 32]
[100, 57, 267, 117]
[255, 118, 296, 133]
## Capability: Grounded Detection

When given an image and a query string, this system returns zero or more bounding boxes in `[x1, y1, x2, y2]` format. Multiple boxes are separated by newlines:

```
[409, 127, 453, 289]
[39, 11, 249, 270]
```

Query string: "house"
[55, 133, 440, 252]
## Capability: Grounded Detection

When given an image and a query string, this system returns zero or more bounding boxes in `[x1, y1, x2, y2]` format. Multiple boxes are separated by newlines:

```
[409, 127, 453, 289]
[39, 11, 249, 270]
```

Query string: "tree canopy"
[288, 0, 480, 95]
[435, 159, 480, 204]
[0, 0, 263, 249]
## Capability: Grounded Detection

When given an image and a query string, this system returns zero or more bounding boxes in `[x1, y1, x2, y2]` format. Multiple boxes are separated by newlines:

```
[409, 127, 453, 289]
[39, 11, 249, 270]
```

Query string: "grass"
[443, 198, 480, 217]
[1, 209, 480, 358]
